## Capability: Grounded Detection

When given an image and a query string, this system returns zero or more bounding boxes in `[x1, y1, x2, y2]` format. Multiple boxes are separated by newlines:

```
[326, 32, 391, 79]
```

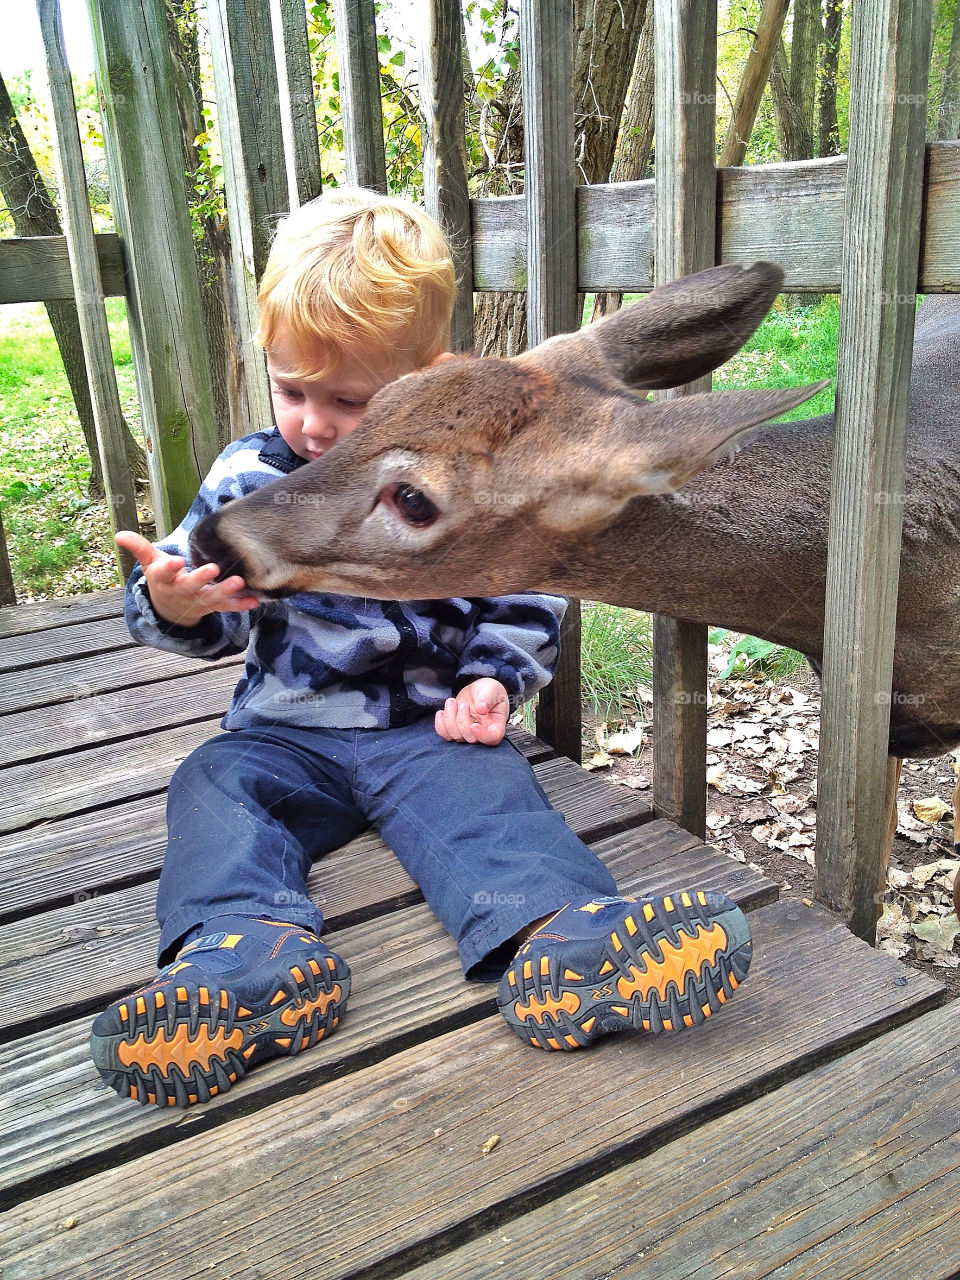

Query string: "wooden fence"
[1, 0, 956, 940]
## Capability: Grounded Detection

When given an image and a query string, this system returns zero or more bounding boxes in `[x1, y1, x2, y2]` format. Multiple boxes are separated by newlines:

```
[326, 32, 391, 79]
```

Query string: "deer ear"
[615, 381, 830, 491]
[537, 380, 828, 532]
[523, 262, 785, 391]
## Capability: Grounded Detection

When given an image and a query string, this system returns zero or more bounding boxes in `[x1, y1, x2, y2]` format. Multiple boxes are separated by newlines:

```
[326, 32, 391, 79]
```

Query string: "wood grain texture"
[206, 0, 279, 434]
[419, 0, 475, 352]
[332, 0, 387, 192]
[0, 234, 125, 304]
[0, 648, 241, 716]
[0, 587, 122, 638]
[84, 0, 220, 535]
[651, 0, 717, 839]
[1, 900, 943, 1279]
[0, 615, 132, 673]
[269, 0, 323, 208]
[405, 1002, 960, 1280]
[4, 145, 959, 309]
[36, 0, 139, 576]
[815, 0, 934, 938]
[521, 0, 582, 763]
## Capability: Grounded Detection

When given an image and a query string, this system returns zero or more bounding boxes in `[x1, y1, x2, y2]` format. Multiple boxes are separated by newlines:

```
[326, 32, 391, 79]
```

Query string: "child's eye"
[338, 398, 368, 409]
[274, 385, 303, 402]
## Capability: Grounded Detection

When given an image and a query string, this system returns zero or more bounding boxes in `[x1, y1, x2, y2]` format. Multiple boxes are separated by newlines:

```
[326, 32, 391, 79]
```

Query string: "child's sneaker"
[90, 915, 350, 1107]
[497, 891, 751, 1050]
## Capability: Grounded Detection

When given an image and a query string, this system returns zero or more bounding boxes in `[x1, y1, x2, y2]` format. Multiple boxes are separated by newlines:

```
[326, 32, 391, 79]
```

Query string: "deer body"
[191, 265, 960, 761]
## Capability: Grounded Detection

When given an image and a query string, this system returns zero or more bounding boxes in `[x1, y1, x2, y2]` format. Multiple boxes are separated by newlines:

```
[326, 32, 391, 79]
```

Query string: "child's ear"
[426, 351, 459, 368]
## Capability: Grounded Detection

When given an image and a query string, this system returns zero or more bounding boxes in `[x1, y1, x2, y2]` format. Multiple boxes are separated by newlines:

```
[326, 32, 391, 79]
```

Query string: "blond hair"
[255, 187, 457, 378]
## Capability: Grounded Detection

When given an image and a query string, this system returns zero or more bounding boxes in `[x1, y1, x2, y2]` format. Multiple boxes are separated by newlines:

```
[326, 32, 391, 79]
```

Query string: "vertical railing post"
[521, 0, 582, 763]
[207, 0, 290, 438]
[650, 0, 718, 839]
[815, 0, 933, 941]
[332, 0, 388, 193]
[37, 0, 139, 580]
[419, 0, 475, 353]
[84, 0, 220, 534]
[270, 0, 324, 211]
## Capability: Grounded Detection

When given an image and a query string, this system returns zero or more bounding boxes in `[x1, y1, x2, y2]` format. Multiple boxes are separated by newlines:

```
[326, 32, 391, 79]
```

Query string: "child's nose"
[302, 405, 338, 440]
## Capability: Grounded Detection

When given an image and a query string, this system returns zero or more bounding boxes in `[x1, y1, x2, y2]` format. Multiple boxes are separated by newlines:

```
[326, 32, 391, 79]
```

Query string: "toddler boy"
[90, 188, 751, 1107]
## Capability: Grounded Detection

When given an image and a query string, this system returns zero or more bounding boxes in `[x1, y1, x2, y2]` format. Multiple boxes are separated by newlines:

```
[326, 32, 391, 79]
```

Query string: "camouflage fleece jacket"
[124, 427, 567, 731]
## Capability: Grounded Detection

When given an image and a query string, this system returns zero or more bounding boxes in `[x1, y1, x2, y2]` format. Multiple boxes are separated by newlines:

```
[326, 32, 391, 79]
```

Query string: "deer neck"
[538, 417, 834, 661]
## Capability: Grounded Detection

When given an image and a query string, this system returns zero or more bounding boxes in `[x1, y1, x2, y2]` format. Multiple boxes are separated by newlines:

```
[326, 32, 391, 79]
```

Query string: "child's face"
[267, 335, 415, 462]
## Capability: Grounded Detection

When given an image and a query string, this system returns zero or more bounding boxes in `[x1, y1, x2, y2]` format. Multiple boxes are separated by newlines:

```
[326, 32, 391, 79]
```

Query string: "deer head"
[190, 262, 827, 601]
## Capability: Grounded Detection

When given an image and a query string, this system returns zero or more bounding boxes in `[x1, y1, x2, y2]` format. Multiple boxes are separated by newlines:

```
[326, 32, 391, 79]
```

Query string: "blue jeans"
[157, 719, 617, 980]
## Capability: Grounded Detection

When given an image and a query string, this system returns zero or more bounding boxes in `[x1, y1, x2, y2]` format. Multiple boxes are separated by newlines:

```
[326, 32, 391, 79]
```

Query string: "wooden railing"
[2, 0, 955, 942]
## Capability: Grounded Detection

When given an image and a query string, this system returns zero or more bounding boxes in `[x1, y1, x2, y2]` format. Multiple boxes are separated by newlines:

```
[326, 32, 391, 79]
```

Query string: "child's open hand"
[435, 678, 511, 747]
[115, 530, 261, 629]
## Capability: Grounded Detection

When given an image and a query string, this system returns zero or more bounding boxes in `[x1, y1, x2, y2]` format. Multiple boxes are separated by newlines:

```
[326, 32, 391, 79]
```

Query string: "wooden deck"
[1, 589, 959, 1279]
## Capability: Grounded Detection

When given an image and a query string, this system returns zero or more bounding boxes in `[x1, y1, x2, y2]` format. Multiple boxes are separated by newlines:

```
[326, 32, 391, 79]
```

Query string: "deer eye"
[384, 483, 439, 528]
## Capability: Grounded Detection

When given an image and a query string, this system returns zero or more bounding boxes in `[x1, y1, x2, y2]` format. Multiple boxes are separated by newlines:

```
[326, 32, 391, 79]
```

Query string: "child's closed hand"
[115, 530, 260, 629]
[435, 678, 511, 747]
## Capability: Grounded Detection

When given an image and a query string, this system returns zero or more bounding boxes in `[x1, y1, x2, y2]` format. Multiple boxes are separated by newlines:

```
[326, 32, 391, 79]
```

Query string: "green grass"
[714, 293, 839, 420]
[581, 602, 653, 720]
[0, 298, 141, 599]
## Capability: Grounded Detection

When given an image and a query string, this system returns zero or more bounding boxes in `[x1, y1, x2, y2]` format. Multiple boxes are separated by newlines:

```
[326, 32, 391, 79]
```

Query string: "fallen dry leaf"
[707, 763, 728, 792]
[913, 796, 952, 825]
[606, 724, 645, 755]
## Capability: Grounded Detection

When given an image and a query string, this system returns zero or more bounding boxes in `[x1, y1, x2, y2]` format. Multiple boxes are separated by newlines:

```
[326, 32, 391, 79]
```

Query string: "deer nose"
[190, 512, 250, 583]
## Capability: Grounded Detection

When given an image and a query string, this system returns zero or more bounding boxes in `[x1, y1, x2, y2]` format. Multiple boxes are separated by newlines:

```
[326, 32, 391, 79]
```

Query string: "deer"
[189, 261, 960, 925]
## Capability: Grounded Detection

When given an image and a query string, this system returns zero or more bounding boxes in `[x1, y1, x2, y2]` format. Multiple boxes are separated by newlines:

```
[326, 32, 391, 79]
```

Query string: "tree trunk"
[936, 4, 960, 140]
[771, 40, 814, 160]
[789, 0, 822, 149]
[771, 38, 821, 307]
[818, 0, 843, 156]
[0, 70, 147, 498]
[592, 1, 655, 321]
[474, 0, 649, 357]
[718, 0, 792, 168]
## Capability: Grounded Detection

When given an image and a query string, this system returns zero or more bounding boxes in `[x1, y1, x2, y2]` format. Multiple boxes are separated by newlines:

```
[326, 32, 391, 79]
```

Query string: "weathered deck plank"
[405, 1001, 960, 1280]
[0, 665, 240, 765]
[0, 900, 945, 1280]
[0, 614, 132, 673]
[0, 753, 653, 921]
[0, 647, 241, 716]
[0, 713, 552, 835]
[0, 833, 773, 1204]
[2, 822, 760, 1038]
[0, 587, 122, 637]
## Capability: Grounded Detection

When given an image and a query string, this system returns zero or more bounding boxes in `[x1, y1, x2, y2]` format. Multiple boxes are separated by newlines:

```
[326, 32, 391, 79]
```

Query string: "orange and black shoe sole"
[90, 953, 349, 1107]
[497, 890, 752, 1050]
